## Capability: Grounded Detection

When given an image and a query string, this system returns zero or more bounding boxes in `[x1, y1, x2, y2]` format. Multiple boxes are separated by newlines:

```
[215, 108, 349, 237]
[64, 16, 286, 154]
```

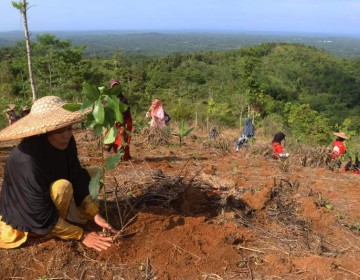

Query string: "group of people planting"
[233, 117, 289, 158]
[0, 80, 357, 252]
[232, 117, 357, 173]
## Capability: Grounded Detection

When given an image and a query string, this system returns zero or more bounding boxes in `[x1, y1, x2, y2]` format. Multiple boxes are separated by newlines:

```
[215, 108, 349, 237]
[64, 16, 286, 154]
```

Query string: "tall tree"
[12, 0, 36, 101]
[32, 34, 88, 98]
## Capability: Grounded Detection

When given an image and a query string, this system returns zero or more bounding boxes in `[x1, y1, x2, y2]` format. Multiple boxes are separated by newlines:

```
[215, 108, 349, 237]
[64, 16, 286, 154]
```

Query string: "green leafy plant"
[177, 119, 193, 145]
[335, 211, 344, 220]
[63, 82, 128, 221]
[325, 204, 334, 210]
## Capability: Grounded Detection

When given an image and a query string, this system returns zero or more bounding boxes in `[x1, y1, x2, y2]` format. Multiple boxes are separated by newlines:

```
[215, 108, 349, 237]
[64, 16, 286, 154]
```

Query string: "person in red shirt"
[331, 132, 348, 159]
[331, 132, 348, 169]
[272, 132, 289, 158]
[107, 79, 133, 161]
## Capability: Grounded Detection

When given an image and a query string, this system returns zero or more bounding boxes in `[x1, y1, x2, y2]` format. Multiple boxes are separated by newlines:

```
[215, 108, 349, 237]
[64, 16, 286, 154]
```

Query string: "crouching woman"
[0, 96, 117, 251]
[272, 132, 289, 159]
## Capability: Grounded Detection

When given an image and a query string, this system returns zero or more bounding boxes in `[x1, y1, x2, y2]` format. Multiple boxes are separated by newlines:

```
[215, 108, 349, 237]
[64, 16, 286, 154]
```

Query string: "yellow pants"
[0, 179, 98, 249]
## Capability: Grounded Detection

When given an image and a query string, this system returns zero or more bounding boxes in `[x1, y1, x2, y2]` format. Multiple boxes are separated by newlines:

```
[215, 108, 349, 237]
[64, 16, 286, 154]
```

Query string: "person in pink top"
[145, 99, 166, 128]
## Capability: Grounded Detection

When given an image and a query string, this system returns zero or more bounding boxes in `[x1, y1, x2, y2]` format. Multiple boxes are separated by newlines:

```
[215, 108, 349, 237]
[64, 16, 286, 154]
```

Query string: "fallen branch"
[187, 167, 204, 186]
[177, 158, 191, 176]
[236, 245, 265, 254]
[202, 273, 223, 280]
[337, 266, 360, 278]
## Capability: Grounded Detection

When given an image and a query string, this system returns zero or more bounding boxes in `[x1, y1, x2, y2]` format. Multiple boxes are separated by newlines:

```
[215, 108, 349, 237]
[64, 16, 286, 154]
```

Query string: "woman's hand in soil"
[82, 231, 113, 251]
[94, 214, 118, 234]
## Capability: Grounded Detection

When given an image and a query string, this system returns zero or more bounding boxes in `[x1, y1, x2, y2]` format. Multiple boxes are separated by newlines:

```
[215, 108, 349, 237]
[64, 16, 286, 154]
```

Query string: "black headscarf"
[0, 134, 90, 235]
[272, 132, 286, 143]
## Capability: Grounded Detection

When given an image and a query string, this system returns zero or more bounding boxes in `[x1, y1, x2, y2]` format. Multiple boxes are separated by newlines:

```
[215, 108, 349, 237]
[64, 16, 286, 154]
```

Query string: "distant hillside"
[0, 36, 359, 140]
[1, 30, 360, 58]
[140, 43, 360, 127]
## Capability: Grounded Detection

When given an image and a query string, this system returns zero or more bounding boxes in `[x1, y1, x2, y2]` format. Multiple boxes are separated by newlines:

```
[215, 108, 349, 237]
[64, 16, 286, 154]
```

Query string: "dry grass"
[143, 126, 171, 146]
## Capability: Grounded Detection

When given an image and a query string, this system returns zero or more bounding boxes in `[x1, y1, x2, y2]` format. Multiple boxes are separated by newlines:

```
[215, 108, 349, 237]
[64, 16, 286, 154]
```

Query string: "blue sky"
[1, 0, 359, 35]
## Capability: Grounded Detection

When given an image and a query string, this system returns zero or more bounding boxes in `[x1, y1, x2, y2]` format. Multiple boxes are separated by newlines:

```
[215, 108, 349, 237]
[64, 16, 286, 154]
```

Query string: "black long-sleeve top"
[0, 134, 90, 235]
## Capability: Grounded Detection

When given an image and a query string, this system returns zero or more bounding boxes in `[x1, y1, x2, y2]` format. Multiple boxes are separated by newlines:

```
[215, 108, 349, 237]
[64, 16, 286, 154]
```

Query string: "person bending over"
[272, 132, 289, 158]
[236, 117, 255, 152]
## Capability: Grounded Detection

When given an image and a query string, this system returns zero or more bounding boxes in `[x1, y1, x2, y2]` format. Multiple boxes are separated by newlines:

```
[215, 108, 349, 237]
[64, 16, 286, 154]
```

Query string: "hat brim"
[333, 132, 349, 140]
[0, 107, 88, 141]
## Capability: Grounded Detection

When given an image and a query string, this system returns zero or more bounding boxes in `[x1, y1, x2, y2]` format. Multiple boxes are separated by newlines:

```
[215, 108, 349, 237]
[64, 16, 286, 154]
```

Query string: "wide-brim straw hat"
[333, 132, 349, 140]
[0, 96, 89, 141]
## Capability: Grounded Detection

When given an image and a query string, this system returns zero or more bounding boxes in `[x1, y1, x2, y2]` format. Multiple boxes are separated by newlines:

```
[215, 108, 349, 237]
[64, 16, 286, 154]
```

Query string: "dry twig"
[337, 266, 360, 278]
[166, 240, 201, 261]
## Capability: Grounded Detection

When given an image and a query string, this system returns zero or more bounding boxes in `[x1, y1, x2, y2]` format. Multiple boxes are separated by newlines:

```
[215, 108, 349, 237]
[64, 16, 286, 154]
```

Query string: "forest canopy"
[0, 33, 359, 145]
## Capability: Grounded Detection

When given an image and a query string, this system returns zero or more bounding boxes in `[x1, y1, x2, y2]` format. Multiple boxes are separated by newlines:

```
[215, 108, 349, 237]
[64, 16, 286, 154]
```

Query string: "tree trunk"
[13, 1, 37, 101]
[22, 1, 36, 101]
[48, 62, 53, 95]
[194, 104, 198, 129]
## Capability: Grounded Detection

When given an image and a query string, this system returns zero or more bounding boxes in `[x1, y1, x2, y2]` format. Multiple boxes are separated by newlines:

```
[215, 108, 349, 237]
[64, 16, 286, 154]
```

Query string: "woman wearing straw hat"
[0, 96, 117, 251]
[331, 131, 349, 168]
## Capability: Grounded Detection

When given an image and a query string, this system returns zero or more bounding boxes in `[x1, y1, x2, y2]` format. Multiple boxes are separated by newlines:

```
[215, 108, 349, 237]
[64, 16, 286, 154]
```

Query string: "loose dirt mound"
[1, 129, 360, 279]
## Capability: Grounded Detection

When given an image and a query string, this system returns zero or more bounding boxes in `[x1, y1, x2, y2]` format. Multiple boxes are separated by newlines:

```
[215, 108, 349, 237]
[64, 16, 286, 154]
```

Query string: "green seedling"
[177, 119, 194, 145]
[63, 82, 128, 221]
